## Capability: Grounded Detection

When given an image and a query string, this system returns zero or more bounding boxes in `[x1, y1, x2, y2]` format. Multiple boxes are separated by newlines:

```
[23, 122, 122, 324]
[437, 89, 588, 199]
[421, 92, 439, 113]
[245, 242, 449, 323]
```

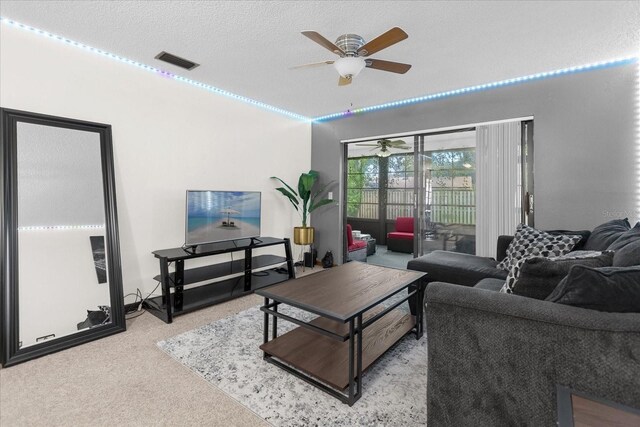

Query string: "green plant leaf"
[272, 171, 330, 227]
[270, 176, 298, 199]
[298, 173, 315, 200]
[275, 187, 299, 211]
[309, 198, 334, 212]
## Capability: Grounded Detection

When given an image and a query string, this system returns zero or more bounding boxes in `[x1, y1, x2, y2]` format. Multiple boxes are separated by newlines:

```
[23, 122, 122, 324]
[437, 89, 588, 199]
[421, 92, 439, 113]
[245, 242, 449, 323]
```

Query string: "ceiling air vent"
[154, 51, 199, 70]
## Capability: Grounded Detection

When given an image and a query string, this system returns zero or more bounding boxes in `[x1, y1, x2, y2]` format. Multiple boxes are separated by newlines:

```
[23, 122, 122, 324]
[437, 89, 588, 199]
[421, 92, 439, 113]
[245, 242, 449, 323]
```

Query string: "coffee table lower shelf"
[260, 308, 415, 391]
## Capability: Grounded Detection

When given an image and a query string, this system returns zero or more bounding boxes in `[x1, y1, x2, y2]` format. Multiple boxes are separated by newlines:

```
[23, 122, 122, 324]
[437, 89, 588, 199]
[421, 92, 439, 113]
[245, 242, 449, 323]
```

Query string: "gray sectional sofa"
[408, 222, 640, 426]
[425, 282, 640, 426]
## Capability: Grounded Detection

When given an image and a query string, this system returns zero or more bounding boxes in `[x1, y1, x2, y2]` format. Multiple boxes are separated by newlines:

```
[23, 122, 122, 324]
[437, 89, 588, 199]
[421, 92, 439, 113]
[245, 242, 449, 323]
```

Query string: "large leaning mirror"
[1, 108, 125, 367]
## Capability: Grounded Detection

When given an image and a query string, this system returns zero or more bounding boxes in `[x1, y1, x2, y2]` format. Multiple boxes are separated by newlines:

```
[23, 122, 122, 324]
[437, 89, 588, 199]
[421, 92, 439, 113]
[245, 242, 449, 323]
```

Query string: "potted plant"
[271, 170, 334, 245]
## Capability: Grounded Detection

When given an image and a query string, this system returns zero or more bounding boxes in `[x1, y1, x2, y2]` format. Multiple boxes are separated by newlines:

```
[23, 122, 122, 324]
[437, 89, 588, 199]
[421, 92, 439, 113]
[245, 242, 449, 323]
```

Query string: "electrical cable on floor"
[123, 291, 139, 300]
[124, 289, 144, 314]
[125, 282, 161, 320]
[124, 309, 146, 320]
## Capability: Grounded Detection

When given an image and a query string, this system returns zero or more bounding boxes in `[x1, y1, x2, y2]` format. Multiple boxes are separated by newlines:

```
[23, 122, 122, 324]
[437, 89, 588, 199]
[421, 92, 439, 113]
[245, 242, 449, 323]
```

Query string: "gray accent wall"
[311, 64, 638, 263]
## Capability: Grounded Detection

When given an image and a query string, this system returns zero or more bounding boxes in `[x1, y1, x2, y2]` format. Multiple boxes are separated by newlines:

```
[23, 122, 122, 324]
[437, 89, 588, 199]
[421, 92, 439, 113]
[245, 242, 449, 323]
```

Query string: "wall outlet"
[328, 191, 333, 200]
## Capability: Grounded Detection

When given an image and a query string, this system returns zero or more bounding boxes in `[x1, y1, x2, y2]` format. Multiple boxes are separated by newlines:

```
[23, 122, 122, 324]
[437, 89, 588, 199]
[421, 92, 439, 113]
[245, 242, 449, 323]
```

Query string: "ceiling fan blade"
[366, 59, 412, 74]
[386, 139, 408, 146]
[395, 146, 412, 150]
[290, 60, 335, 70]
[357, 27, 408, 57]
[338, 76, 352, 86]
[356, 143, 380, 146]
[302, 31, 345, 55]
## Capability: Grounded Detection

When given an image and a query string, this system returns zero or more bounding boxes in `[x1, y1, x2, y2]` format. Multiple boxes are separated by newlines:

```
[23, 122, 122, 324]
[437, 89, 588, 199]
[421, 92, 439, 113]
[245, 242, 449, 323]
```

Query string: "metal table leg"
[263, 297, 269, 358]
[272, 302, 278, 340]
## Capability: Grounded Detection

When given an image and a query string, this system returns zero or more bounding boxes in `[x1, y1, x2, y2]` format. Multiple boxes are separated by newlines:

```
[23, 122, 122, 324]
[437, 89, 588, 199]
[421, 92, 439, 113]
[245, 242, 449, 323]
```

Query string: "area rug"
[158, 304, 427, 426]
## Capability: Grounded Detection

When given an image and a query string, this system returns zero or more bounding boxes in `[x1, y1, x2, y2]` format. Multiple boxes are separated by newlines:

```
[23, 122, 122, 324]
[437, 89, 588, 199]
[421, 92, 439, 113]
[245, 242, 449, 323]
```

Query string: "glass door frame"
[413, 135, 422, 256]
[341, 119, 533, 263]
[413, 128, 478, 257]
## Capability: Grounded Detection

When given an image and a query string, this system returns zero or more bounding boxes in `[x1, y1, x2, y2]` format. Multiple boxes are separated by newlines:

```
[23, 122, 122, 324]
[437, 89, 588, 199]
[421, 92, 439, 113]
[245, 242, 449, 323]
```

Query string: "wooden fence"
[431, 189, 475, 225]
[349, 188, 476, 225]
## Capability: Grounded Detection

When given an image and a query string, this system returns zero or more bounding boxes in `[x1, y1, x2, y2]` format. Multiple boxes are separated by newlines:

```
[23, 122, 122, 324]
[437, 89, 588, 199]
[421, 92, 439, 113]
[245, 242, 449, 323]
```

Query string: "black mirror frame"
[0, 108, 126, 367]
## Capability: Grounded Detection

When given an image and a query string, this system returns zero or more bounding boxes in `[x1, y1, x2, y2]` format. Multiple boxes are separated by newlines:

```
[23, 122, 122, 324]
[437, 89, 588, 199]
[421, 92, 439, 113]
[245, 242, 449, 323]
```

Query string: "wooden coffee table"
[256, 261, 426, 405]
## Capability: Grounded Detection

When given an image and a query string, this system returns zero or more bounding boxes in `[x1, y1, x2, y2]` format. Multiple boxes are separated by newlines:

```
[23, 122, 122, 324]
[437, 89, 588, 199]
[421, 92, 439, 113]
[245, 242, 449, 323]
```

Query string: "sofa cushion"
[388, 231, 414, 240]
[546, 265, 640, 313]
[408, 250, 507, 287]
[348, 240, 367, 251]
[474, 278, 506, 292]
[509, 252, 614, 300]
[346, 224, 356, 247]
[613, 238, 640, 267]
[497, 224, 582, 272]
[583, 218, 631, 251]
[607, 222, 640, 251]
[395, 217, 414, 233]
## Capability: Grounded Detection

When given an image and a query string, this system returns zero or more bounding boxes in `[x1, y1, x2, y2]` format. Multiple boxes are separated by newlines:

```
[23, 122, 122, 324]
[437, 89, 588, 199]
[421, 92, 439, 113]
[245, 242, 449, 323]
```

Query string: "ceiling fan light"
[334, 57, 366, 78]
[377, 150, 391, 157]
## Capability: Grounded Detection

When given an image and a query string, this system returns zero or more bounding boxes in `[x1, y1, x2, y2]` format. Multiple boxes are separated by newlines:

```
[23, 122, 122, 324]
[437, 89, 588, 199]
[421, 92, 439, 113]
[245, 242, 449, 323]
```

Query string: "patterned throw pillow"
[500, 257, 529, 293]
[498, 224, 583, 293]
[497, 224, 583, 271]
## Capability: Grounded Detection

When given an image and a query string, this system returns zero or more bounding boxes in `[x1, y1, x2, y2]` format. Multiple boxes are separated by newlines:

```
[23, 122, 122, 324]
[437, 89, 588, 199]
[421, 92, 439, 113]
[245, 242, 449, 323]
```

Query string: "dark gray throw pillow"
[546, 265, 640, 312]
[583, 218, 631, 251]
[512, 252, 614, 300]
[608, 222, 640, 251]
[613, 239, 640, 267]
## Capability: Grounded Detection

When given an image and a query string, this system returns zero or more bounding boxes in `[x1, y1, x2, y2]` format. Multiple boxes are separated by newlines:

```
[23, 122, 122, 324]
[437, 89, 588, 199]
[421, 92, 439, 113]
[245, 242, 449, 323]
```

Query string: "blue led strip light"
[313, 56, 640, 122]
[2, 16, 637, 126]
[0, 17, 311, 122]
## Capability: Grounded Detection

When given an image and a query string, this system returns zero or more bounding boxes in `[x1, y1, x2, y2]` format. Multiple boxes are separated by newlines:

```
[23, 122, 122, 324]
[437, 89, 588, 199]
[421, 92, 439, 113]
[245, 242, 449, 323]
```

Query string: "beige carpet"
[0, 285, 290, 426]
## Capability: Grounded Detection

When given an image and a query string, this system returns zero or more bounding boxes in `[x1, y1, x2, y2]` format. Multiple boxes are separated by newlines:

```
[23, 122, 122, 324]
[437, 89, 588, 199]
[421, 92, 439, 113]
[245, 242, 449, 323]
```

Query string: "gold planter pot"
[293, 226, 315, 245]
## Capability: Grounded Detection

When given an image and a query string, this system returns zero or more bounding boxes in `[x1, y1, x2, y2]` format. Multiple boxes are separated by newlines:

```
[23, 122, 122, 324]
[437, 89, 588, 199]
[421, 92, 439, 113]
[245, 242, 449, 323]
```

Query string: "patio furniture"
[347, 224, 367, 262]
[387, 217, 414, 253]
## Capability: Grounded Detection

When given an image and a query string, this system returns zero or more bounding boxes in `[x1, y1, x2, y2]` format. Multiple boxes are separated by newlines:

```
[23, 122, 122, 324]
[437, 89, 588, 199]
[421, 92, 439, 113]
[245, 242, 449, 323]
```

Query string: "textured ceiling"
[1, 1, 639, 118]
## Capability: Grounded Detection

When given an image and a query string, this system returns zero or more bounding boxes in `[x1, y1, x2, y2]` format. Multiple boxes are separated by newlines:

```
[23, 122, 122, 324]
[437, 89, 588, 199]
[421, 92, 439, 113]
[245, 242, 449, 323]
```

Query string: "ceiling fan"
[356, 139, 411, 157]
[292, 27, 411, 86]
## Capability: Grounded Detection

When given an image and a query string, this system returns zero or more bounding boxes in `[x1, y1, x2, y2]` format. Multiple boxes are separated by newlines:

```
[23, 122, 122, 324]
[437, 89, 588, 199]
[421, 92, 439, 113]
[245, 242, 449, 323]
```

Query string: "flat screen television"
[185, 190, 261, 246]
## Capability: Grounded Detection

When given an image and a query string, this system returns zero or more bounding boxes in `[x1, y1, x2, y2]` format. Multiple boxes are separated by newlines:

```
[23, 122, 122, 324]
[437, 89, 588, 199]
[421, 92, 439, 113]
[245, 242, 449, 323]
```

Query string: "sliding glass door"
[345, 138, 416, 266]
[416, 131, 477, 256]
[343, 119, 533, 264]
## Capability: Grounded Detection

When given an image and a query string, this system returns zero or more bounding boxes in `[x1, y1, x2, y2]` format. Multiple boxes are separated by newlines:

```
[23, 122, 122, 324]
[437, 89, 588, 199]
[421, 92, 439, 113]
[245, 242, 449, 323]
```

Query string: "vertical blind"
[476, 121, 522, 257]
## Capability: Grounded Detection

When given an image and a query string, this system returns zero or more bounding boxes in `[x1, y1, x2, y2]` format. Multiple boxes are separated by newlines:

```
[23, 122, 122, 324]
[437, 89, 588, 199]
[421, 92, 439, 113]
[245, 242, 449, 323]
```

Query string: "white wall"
[1, 26, 311, 298]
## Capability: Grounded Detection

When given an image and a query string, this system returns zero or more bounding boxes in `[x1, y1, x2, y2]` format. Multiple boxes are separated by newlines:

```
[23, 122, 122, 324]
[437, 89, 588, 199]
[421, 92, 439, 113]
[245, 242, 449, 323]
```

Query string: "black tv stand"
[181, 244, 198, 253]
[145, 237, 294, 323]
